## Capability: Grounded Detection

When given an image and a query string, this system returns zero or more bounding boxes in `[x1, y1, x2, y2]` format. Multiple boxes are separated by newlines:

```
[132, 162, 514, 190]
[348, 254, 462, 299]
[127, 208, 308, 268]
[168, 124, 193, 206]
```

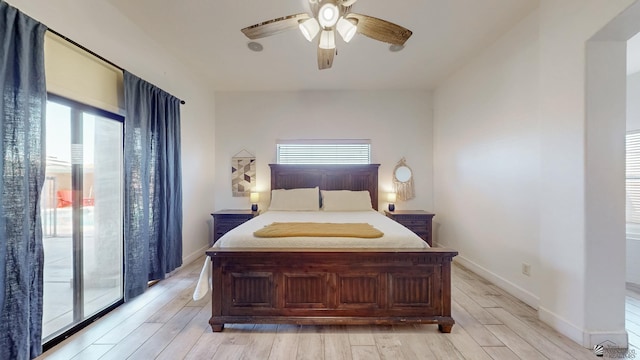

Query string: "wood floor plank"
[483, 346, 521, 360]
[627, 293, 640, 306]
[322, 326, 353, 360]
[393, 325, 439, 360]
[68, 344, 112, 360]
[351, 345, 381, 360]
[127, 306, 201, 359]
[485, 325, 546, 360]
[155, 303, 212, 360]
[446, 326, 494, 360]
[348, 325, 376, 346]
[98, 323, 164, 360]
[484, 285, 538, 320]
[146, 284, 198, 323]
[451, 300, 503, 346]
[212, 344, 245, 360]
[451, 286, 502, 325]
[421, 330, 465, 360]
[628, 328, 640, 351]
[296, 325, 324, 360]
[267, 324, 300, 360]
[241, 324, 278, 360]
[452, 278, 500, 308]
[220, 324, 255, 346]
[94, 278, 195, 344]
[486, 307, 575, 360]
[183, 331, 225, 360]
[453, 266, 536, 319]
[370, 325, 413, 360]
[628, 301, 640, 317]
[626, 308, 640, 327]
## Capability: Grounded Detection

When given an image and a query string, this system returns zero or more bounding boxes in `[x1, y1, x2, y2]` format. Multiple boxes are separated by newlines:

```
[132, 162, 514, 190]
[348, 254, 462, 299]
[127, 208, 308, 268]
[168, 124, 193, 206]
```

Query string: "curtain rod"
[46, 28, 186, 105]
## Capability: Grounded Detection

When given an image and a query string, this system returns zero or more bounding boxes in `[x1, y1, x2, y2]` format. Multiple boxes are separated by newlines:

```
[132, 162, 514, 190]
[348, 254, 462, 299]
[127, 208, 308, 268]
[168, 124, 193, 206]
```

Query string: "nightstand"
[211, 209, 258, 244]
[384, 210, 435, 246]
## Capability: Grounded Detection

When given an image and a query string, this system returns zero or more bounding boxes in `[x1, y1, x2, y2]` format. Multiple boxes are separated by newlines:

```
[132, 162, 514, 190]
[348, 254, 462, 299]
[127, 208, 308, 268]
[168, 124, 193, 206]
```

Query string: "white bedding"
[212, 210, 428, 249]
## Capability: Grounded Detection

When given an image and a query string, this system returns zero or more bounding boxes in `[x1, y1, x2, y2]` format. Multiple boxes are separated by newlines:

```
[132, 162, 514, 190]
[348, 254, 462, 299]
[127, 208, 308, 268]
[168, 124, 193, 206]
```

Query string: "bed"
[206, 164, 458, 332]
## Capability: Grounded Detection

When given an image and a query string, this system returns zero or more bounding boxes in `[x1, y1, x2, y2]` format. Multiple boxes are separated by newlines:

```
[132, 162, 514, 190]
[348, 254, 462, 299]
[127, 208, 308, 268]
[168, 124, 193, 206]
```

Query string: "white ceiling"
[106, 0, 539, 91]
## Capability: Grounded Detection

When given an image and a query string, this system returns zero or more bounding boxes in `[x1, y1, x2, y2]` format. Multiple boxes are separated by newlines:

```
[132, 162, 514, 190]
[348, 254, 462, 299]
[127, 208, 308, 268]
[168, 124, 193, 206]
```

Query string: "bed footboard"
[206, 248, 458, 332]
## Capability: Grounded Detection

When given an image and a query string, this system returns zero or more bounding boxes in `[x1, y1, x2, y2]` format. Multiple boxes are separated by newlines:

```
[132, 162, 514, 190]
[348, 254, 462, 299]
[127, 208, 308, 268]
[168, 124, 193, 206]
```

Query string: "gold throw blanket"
[253, 222, 384, 238]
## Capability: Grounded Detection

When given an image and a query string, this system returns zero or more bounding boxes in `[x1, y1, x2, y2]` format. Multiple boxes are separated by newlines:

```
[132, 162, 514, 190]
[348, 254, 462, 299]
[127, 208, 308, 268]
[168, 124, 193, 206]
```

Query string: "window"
[627, 132, 640, 237]
[277, 139, 371, 164]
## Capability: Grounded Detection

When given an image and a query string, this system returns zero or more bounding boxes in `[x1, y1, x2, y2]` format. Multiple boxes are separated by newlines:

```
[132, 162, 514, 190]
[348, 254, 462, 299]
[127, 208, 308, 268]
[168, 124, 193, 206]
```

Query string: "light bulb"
[318, 3, 339, 28]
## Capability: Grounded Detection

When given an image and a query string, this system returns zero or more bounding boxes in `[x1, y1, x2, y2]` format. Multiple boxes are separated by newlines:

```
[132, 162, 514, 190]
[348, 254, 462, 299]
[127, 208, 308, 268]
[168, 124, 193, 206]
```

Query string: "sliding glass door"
[41, 96, 124, 343]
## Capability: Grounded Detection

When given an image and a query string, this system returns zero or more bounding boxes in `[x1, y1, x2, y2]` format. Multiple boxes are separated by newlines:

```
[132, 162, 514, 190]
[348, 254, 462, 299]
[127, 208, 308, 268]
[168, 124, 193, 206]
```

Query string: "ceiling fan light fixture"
[336, 17, 357, 43]
[299, 18, 320, 41]
[318, 3, 339, 28]
[319, 30, 336, 49]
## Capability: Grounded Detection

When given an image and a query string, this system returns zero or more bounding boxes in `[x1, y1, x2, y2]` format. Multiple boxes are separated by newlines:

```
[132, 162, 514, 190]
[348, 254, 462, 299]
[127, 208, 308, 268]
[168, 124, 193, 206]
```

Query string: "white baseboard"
[538, 306, 585, 345]
[539, 307, 628, 349]
[583, 330, 629, 349]
[453, 255, 540, 309]
[182, 244, 210, 266]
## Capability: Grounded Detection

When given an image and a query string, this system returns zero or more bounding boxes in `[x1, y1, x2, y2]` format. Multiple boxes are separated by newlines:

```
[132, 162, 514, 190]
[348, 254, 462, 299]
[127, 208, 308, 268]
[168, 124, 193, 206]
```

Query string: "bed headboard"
[269, 164, 380, 210]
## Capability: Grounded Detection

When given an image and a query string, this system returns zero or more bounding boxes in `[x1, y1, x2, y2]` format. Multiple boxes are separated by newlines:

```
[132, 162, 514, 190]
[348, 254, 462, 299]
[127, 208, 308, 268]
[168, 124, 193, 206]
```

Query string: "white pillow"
[268, 187, 320, 211]
[321, 190, 373, 211]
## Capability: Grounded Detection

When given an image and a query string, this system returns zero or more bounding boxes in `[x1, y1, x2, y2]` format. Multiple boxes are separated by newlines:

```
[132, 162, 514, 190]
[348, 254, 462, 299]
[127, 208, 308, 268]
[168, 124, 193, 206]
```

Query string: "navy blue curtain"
[123, 71, 183, 301]
[0, 1, 47, 359]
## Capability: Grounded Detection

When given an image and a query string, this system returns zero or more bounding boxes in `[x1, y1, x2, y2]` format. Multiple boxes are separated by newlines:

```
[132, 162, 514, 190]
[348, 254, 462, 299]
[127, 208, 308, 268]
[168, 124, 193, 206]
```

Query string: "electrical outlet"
[522, 263, 531, 276]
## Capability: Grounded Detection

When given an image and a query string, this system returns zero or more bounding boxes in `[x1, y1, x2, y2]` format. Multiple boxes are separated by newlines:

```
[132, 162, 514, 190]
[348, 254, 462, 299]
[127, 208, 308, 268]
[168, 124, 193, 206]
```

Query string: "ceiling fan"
[241, 0, 412, 70]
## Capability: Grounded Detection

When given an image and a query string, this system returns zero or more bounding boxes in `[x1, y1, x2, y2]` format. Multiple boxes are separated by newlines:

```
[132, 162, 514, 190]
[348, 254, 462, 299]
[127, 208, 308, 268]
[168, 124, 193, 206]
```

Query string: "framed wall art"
[231, 149, 256, 197]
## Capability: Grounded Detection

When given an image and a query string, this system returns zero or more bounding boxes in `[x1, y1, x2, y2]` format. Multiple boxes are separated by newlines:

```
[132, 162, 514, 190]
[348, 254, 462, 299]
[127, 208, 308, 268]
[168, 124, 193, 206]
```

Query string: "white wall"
[7, 0, 216, 264]
[434, 0, 634, 348]
[434, 10, 541, 306]
[539, 0, 632, 347]
[214, 91, 433, 214]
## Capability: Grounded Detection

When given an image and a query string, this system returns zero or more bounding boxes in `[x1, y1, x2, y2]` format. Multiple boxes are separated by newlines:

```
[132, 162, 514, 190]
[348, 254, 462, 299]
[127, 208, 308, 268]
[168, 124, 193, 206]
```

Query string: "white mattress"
[212, 210, 428, 249]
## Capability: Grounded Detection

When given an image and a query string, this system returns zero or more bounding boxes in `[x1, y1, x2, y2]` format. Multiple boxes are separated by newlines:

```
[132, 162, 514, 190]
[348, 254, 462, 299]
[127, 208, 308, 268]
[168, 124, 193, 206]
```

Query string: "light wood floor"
[628, 289, 640, 353]
[37, 258, 637, 360]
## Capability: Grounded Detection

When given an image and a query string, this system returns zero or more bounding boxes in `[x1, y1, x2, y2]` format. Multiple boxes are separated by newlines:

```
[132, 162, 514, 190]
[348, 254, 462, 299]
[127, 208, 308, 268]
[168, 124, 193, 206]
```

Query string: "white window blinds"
[277, 140, 371, 164]
[627, 131, 640, 223]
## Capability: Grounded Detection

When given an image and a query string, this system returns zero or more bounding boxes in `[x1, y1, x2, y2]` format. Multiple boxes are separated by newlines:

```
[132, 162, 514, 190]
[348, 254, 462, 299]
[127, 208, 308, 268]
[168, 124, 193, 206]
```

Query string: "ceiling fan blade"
[346, 13, 412, 46]
[338, 0, 358, 6]
[318, 47, 334, 70]
[241, 13, 310, 39]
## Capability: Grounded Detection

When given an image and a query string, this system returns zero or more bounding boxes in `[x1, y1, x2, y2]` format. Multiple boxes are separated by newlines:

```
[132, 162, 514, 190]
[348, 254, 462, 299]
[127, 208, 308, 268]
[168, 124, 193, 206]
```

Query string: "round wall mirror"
[392, 158, 415, 201]
[394, 166, 412, 183]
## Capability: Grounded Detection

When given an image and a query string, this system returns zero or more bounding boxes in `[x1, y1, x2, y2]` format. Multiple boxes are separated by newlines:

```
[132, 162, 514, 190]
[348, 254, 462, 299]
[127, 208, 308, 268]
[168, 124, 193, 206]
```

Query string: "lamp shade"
[319, 30, 336, 49]
[387, 192, 397, 203]
[337, 17, 357, 43]
[250, 192, 260, 203]
[299, 18, 320, 42]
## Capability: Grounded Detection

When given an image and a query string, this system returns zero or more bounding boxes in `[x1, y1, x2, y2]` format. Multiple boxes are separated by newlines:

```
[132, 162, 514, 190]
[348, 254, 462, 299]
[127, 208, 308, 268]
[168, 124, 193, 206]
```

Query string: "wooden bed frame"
[206, 164, 458, 332]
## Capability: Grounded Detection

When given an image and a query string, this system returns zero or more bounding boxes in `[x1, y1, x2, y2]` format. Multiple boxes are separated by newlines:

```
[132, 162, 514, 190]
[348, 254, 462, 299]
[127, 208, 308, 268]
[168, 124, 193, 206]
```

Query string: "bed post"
[209, 254, 224, 332]
[438, 259, 454, 333]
